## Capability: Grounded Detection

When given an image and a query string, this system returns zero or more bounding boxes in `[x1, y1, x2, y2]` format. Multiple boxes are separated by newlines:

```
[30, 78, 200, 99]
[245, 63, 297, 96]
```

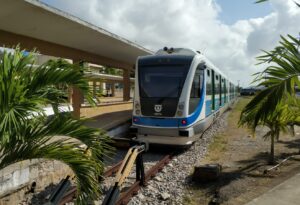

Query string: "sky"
[216, 0, 272, 24]
[40, 0, 300, 87]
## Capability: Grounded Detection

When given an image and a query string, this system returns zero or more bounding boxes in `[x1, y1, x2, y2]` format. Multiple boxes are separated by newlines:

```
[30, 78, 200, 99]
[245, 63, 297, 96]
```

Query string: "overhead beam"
[0, 29, 132, 70]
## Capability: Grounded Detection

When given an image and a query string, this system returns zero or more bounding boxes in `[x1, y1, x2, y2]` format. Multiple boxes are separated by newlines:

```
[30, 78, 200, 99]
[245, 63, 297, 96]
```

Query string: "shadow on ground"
[185, 150, 295, 204]
[277, 138, 300, 151]
[28, 183, 57, 204]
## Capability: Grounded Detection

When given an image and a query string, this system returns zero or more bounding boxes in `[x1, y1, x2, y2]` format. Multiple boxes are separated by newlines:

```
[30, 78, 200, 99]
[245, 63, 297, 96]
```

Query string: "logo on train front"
[154, 104, 162, 112]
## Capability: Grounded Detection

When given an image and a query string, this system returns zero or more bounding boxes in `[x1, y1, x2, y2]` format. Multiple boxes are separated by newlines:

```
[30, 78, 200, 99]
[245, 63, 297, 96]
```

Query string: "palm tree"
[240, 100, 298, 164]
[240, 34, 300, 164]
[0, 48, 112, 204]
[241, 35, 300, 127]
[256, 0, 300, 7]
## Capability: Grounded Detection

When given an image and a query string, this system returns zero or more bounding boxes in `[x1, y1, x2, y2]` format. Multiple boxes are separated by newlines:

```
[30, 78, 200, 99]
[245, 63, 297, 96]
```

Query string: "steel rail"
[59, 160, 123, 205]
[59, 154, 172, 205]
[116, 154, 173, 205]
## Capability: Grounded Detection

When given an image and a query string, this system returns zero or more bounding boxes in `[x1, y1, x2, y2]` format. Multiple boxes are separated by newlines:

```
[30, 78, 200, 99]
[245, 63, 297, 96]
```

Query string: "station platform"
[246, 171, 300, 205]
[82, 97, 132, 107]
[82, 102, 132, 131]
[98, 97, 130, 105]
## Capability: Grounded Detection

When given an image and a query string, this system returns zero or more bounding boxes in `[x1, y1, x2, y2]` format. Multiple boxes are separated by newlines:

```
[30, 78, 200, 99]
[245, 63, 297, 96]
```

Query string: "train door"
[230, 83, 233, 100]
[205, 69, 213, 116]
[219, 75, 222, 107]
[228, 83, 232, 101]
[211, 70, 215, 111]
[224, 79, 227, 104]
[189, 64, 204, 114]
[214, 73, 220, 110]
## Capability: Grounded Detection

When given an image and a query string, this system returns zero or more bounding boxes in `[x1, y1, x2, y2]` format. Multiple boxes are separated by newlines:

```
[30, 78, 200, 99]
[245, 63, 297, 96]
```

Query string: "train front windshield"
[137, 57, 192, 117]
[139, 66, 188, 98]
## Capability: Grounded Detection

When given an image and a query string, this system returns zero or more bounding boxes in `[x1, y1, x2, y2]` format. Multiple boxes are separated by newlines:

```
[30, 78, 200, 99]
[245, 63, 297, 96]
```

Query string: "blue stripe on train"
[133, 81, 206, 128]
[133, 94, 205, 128]
[133, 117, 179, 127]
[205, 99, 212, 117]
[134, 96, 230, 128]
[215, 98, 220, 110]
[205, 96, 227, 117]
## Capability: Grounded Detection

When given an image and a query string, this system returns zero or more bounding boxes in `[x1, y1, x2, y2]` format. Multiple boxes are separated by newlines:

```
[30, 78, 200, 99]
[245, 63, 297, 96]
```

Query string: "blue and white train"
[130, 48, 238, 146]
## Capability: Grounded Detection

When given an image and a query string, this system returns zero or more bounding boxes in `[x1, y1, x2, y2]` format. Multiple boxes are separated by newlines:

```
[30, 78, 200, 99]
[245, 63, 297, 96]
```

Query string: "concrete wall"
[0, 160, 71, 205]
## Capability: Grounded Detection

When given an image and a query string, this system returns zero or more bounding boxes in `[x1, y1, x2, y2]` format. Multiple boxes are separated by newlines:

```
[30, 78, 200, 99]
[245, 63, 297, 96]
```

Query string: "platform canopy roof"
[0, 0, 153, 69]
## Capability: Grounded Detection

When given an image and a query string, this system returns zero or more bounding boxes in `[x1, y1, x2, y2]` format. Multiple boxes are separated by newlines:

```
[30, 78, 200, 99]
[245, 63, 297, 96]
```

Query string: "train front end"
[130, 48, 206, 146]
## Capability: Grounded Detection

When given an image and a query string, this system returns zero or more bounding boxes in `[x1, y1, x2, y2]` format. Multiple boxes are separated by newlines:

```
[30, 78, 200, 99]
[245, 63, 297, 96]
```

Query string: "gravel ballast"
[128, 112, 228, 205]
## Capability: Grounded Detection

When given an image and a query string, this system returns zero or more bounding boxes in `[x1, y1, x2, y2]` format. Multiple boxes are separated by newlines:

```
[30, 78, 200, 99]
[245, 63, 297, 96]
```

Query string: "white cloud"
[43, 0, 300, 86]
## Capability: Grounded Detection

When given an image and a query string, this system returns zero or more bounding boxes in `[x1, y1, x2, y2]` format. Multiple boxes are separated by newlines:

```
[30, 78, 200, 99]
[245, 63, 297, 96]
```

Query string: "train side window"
[206, 78, 212, 95]
[190, 67, 203, 98]
[219, 76, 222, 105]
[206, 69, 212, 96]
[223, 79, 227, 102]
[189, 64, 204, 114]
[214, 73, 220, 95]
[230, 83, 233, 99]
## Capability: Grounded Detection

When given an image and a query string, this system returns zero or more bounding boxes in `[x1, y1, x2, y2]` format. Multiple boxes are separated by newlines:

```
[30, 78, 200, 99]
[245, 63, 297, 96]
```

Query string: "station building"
[0, 0, 152, 118]
[0, 0, 152, 202]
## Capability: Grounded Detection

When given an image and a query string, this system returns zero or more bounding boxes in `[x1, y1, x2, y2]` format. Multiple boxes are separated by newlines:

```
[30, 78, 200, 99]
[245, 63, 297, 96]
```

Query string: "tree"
[239, 35, 300, 164]
[0, 48, 112, 204]
[240, 1, 300, 165]
[104, 67, 123, 76]
[241, 35, 300, 127]
[256, 0, 300, 7]
[240, 100, 298, 164]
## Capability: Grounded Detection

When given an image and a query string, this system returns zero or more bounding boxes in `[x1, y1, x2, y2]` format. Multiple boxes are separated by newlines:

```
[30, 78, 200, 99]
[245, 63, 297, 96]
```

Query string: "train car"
[130, 47, 237, 146]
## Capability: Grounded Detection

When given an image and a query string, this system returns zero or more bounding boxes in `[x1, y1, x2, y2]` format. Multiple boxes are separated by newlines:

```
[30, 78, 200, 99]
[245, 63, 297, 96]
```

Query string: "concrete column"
[72, 60, 84, 119]
[72, 87, 82, 118]
[123, 69, 130, 101]
[100, 81, 104, 95]
[93, 80, 97, 97]
[111, 83, 115, 97]
[68, 87, 73, 103]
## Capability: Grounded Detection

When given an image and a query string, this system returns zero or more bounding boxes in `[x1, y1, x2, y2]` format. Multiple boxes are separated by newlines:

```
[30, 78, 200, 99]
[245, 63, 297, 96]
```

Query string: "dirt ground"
[184, 97, 300, 205]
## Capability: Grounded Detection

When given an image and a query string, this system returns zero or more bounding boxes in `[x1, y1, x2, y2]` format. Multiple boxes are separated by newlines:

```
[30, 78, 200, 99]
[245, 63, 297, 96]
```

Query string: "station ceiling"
[0, 0, 153, 69]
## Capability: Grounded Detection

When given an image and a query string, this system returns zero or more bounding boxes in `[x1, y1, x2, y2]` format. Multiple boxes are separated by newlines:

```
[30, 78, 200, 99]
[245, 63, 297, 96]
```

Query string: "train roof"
[198, 55, 237, 85]
[155, 47, 200, 56]
[140, 47, 236, 86]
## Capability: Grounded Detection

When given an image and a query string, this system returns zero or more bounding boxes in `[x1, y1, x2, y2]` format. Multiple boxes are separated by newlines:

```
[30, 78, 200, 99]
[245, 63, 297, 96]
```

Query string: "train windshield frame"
[138, 65, 190, 99]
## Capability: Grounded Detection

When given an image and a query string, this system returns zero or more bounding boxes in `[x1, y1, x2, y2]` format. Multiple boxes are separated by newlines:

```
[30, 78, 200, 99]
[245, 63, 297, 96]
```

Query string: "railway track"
[115, 154, 173, 205]
[59, 153, 173, 205]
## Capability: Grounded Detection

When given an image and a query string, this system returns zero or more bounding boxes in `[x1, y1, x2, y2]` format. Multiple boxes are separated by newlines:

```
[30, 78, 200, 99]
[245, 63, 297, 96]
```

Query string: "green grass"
[183, 97, 252, 205]
[182, 195, 193, 204]
[207, 133, 228, 161]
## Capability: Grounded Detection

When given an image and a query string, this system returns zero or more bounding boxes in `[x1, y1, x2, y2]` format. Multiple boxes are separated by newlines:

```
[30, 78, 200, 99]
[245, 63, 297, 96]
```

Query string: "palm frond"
[0, 47, 113, 204]
[255, 0, 269, 3]
[0, 138, 101, 203]
[241, 35, 300, 127]
[0, 48, 97, 142]
[255, 0, 300, 7]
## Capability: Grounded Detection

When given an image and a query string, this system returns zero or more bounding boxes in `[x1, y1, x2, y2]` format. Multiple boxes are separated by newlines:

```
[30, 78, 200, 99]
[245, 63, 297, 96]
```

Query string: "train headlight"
[177, 110, 183, 116]
[135, 102, 140, 109]
[136, 110, 141, 115]
[178, 103, 184, 110]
